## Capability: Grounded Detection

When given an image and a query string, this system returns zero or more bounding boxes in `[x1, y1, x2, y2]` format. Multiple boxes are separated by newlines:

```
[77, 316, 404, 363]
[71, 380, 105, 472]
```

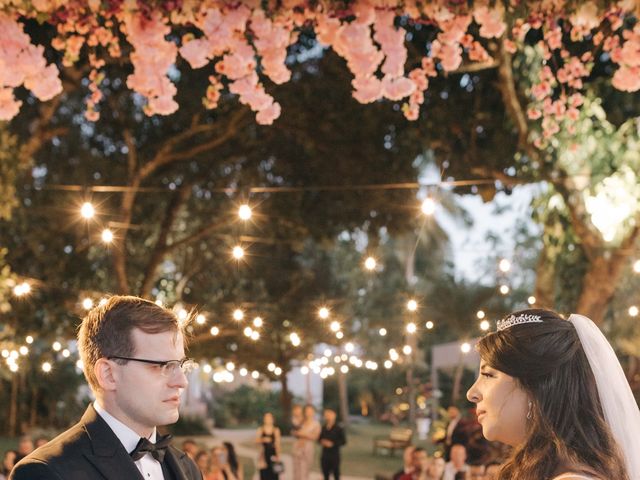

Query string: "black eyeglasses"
[107, 356, 197, 377]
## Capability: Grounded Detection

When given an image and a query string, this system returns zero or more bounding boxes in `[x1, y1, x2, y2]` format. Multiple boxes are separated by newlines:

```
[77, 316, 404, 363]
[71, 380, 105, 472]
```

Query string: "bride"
[466, 309, 640, 480]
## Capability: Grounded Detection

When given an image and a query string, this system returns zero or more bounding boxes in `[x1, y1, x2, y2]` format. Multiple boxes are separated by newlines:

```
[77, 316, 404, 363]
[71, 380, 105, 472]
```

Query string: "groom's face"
[113, 327, 188, 434]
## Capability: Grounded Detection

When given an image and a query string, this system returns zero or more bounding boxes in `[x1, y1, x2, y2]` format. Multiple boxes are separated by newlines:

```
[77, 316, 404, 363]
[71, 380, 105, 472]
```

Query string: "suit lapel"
[80, 405, 145, 480]
[164, 446, 190, 480]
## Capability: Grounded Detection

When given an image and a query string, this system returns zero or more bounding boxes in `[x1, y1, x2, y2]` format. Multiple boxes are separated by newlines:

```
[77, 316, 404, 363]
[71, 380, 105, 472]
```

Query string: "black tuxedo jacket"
[10, 405, 202, 480]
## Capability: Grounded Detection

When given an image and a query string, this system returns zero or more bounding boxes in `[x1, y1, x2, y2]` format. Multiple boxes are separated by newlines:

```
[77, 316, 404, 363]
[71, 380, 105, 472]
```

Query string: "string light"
[80, 202, 95, 219]
[402, 345, 412, 355]
[406, 299, 418, 312]
[499, 285, 510, 295]
[345, 342, 354, 353]
[340, 365, 349, 374]
[528, 296, 536, 305]
[267, 363, 276, 371]
[19, 346, 28, 355]
[9, 364, 18, 373]
[243, 326, 253, 337]
[634, 260, 640, 273]
[82, 298, 93, 310]
[202, 364, 212, 374]
[330, 321, 340, 332]
[210, 326, 220, 336]
[274, 367, 282, 376]
[629, 306, 639, 317]
[196, 314, 206, 325]
[379, 328, 387, 336]
[364, 256, 377, 271]
[476, 310, 485, 319]
[239, 368, 248, 377]
[301, 366, 309, 375]
[251, 371, 260, 379]
[498, 259, 511, 272]
[421, 197, 436, 215]
[238, 204, 252, 220]
[336, 331, 344, 339]
[250, 331, 260, 341]
[226, 362, 235, 371]
[76, 360, 83, 370]
[425, 321, 434, 329]
[42, 362, 52, 373]
[232, 246, 245, 259]
[62, 349, 70, 358]
[233, 309, 244, 321]
[461, 342, 471, 354]
[384, 360, 393, 369]
[25, 336, 33, 344]
[13, 282, 31, 297]
[253, 317, 263, 328]
[406, 322, 417, 334]
[52, 341, 61, 352]
[101, 229, 114, 243]
[290, 333, 301, 347]
[480, 320, 491, 331]
[318, 307, 330, 319]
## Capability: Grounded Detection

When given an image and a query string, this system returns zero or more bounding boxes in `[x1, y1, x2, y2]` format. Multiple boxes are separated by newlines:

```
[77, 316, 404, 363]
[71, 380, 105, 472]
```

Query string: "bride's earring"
[526, 401, 533, 420]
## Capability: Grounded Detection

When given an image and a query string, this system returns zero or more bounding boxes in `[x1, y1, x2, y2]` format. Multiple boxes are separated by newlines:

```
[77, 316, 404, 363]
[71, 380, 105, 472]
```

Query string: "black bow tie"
[130, 434, 173, 463]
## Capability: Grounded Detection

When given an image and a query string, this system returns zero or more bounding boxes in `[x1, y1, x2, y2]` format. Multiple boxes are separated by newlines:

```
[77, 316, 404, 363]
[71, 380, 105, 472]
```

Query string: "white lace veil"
[569, 314, 640, 480]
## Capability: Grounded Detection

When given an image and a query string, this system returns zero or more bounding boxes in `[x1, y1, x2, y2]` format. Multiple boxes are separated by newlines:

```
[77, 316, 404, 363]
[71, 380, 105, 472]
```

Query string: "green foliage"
[0, 124, 19, 221]
[168, 415, 211, 436]
[209, 385, 283, 428]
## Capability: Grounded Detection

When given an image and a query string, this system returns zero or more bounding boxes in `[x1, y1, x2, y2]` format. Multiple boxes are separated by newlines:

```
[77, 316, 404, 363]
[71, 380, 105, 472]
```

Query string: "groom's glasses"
[107, 356, 197, 377]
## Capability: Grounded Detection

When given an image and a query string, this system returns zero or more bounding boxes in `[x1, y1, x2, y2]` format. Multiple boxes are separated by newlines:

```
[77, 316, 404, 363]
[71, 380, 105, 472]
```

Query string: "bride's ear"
[526, 400, 533, 420]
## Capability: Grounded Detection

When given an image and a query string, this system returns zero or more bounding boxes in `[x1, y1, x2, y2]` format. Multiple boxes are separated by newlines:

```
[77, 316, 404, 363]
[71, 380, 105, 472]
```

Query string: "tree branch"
[123, 128, 137, 178]
[166, 217, 237, 252]
[139, 108, 250, 180]
[496, 43, 539, 163]
[139, 182, 193, 298]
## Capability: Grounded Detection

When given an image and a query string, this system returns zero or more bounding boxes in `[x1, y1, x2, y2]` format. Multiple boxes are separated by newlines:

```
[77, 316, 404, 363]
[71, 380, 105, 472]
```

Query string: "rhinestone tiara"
[496, 313, 543, 331]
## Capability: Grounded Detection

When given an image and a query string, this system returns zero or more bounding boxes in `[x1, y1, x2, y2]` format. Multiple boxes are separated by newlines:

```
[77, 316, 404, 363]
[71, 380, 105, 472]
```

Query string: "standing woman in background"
[256, 412, 281, 480]
[293, 405, 321, 480]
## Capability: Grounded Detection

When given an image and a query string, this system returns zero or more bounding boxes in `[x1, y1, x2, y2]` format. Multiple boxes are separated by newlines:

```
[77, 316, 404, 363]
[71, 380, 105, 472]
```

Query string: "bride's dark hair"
[477, 309, 628, 480]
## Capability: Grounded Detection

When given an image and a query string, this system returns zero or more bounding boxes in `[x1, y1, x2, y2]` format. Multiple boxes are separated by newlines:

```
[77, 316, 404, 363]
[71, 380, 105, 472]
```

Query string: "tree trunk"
[279, 373, 293, 433]
[337, 371, 349, 426]
[29, 384, 38, 428]
[451, 357, 465, 405]
[576, 252, 631, 324]
[8, 374, 18, 436]
[533, 244, 556, 309]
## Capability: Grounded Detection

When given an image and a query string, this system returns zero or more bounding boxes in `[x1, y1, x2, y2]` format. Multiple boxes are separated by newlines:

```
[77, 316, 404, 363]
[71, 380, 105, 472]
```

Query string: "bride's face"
[466, 360, 529, 446]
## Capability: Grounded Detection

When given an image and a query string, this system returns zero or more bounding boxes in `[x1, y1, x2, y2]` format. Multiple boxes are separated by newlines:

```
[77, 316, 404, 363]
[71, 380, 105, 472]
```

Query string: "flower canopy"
[0, 0, 638, 134]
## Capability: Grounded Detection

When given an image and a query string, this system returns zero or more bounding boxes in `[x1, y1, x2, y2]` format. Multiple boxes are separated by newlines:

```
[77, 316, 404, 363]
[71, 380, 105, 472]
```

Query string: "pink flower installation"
[0, 0, 638, 135]
[0, 13, 62, 120]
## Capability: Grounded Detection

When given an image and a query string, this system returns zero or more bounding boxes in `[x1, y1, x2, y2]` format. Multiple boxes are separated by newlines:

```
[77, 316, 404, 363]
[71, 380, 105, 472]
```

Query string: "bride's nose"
[467, 380, 481, 403]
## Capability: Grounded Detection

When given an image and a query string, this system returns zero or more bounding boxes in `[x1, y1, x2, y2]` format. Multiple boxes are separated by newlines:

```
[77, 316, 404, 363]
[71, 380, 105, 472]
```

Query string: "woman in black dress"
[256, 412, 281, 480]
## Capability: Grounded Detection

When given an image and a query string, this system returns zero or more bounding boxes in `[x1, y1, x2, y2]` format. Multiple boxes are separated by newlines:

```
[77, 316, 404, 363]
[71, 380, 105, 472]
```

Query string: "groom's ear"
[94, 358, 118, 391]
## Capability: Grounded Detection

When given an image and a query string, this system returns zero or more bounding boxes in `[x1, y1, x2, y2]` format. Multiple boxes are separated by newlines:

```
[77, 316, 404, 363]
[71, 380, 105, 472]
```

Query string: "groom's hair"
[77, 295, 184, 392]
[477, 309, 627, 480]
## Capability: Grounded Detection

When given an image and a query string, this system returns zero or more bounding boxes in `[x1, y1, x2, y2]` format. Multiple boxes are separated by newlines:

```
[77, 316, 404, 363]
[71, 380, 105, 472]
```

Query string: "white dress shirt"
[94, 401, 165, 480]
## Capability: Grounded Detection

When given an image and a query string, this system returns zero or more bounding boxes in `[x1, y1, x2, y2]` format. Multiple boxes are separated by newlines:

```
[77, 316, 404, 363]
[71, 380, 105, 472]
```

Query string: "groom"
[11, 295, 202, 480]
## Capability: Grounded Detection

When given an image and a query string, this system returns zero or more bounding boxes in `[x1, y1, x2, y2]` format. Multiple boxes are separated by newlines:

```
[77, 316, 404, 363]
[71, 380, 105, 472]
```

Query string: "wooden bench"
[372, 428, 413, 456]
